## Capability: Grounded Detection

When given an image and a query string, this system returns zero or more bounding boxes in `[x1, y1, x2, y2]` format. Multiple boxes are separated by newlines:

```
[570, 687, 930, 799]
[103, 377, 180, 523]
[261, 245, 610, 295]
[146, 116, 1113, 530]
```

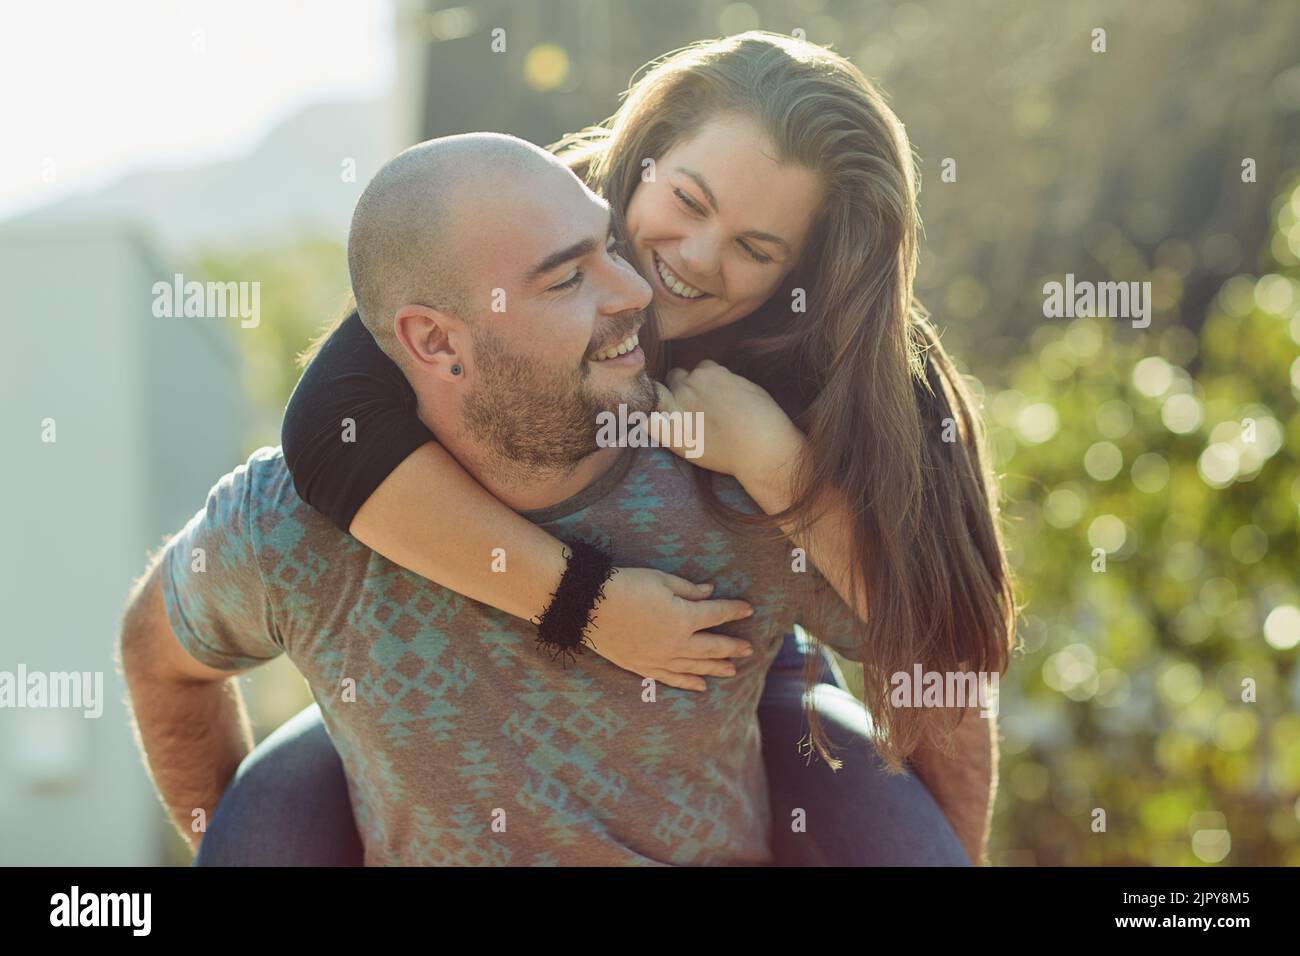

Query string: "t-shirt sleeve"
[160, 452, 284, 672]
[280, 310, 437, 533]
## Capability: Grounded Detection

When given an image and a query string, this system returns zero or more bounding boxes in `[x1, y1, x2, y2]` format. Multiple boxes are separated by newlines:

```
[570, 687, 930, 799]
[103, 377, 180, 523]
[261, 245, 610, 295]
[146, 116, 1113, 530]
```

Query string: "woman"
[238, 31, 1013, 865]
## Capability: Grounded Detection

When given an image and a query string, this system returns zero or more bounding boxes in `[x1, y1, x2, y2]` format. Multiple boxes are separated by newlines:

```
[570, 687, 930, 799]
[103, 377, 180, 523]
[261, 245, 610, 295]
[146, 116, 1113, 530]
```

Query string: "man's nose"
[604, 252, 652, 314]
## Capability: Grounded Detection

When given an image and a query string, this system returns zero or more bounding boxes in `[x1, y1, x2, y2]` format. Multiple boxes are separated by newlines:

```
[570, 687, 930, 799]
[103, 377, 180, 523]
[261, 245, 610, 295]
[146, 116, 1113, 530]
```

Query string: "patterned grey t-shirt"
[161, 444, 856, 865]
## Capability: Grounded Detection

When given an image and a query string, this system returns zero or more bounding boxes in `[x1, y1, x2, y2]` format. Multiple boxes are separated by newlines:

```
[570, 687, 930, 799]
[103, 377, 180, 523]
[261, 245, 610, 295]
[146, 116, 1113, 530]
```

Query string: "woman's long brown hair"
[556, 32, 1017, 772]
[303, 31, 1017, 773]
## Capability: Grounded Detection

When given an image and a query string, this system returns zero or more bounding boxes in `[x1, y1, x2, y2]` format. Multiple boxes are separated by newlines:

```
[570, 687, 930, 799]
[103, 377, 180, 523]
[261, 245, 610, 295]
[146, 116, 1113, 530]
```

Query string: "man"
[119, 134, 979, 865]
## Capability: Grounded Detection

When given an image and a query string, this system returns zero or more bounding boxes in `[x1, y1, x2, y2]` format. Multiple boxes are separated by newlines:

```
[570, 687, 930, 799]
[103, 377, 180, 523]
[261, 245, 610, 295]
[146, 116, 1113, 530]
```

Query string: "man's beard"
[461, 322, 657, 481]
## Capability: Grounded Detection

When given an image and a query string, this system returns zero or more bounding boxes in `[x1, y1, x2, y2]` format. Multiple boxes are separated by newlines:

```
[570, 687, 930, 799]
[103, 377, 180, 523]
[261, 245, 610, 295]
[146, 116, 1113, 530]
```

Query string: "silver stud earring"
[451, 363, 462, 375]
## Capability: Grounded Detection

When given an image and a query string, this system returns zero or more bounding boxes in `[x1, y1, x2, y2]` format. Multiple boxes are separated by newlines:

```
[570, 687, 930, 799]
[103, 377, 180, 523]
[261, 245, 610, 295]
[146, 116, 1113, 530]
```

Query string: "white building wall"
[0, 228, 248, 864]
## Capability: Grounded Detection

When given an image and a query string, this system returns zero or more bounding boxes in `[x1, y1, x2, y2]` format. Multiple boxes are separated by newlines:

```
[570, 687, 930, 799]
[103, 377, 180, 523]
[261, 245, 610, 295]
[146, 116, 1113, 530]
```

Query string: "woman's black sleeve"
[280, 310, 437, 533]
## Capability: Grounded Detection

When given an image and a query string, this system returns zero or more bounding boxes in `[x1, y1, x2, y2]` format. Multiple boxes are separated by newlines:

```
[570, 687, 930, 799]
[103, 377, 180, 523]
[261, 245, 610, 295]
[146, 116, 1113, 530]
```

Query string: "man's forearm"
[907, 708, 997, 865]
[122, 665, 253, 850]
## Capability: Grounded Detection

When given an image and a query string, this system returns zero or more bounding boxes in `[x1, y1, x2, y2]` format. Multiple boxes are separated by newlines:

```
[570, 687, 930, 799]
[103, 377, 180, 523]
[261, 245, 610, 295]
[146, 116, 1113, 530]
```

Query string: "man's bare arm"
[116, 553, 255, 852]
[907, 706, 997, 865]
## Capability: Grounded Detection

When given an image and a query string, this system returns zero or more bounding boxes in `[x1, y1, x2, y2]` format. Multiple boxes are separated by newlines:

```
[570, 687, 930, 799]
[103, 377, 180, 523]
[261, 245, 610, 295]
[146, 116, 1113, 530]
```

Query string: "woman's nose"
[678, 232, 720, 278]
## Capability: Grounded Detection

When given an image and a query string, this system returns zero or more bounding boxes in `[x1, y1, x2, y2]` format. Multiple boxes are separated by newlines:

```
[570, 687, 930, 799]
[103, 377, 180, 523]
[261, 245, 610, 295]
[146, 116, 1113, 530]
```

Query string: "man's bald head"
[347, 133, 567, 369]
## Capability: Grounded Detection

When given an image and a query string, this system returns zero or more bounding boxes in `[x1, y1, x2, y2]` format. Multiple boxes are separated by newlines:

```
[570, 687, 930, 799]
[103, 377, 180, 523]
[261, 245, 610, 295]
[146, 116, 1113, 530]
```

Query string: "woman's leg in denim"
[760, 632, 972, 866]
[193, 702, 362, 866]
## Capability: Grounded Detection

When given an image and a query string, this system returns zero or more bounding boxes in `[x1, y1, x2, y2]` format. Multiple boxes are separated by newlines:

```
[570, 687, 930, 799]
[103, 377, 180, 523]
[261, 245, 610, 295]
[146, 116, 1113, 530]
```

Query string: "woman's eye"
[740, 241, 773, 265]
[550, 270, 583, 292]
[674, 188, 704, 214]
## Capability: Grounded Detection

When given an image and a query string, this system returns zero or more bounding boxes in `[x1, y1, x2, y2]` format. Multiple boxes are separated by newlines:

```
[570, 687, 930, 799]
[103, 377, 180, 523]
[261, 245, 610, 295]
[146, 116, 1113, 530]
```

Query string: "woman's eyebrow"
[742, 228, 790, 252]
[676, 166, 791, 252]
[676, 167, 719, 211]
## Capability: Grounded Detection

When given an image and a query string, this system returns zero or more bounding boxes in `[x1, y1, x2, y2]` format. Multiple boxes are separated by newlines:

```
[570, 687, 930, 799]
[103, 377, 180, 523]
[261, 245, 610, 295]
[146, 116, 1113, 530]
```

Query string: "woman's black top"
[280, 311, 436, 532]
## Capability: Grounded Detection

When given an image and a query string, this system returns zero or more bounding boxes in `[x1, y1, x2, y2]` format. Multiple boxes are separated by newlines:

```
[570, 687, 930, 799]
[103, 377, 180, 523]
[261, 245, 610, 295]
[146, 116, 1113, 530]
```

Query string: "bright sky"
[0, 0, 394, 220]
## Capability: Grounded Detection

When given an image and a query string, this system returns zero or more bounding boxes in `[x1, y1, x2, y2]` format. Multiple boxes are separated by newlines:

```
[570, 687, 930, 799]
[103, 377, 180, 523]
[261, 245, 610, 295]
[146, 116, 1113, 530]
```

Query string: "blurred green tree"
[990, 172, 1300, 865]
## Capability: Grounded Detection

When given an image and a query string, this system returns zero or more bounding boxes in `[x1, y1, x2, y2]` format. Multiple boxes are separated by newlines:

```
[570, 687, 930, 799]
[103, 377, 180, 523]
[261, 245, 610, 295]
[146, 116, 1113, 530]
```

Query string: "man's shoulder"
[226, 445, 292, 505]
[211, 445, 325, 533]
[213, 446, 363, 588]
[242, 444, 289, 478]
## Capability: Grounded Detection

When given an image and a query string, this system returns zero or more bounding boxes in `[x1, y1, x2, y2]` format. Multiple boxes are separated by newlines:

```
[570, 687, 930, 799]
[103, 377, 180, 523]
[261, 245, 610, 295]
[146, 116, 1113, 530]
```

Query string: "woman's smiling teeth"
[592, 331, 640, 361]
[654, 251, 707, 299]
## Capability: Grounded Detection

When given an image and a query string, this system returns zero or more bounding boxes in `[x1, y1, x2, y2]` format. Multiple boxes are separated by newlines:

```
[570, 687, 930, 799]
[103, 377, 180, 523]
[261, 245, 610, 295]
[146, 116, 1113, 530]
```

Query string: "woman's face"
[622, 112, 824, 341]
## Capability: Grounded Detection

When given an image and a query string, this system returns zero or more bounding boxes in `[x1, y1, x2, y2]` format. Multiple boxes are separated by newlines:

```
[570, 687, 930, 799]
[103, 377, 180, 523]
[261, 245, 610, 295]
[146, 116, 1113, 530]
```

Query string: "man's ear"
[392, 304, 467, 382]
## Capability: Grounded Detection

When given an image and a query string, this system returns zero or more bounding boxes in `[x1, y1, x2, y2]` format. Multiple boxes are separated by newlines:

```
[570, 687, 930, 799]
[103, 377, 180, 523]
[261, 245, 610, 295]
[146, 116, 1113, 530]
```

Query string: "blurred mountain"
[4, 99, 390, 254]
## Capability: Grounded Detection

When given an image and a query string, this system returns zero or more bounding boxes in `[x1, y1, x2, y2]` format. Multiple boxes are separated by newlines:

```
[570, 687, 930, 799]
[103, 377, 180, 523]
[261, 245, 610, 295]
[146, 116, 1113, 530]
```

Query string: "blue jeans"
[196, 633, 970, 866]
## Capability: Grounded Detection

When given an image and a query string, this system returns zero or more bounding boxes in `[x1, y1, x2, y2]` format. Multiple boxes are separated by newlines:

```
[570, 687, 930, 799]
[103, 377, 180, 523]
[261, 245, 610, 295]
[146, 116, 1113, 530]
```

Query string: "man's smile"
[590, 330, 641, 361]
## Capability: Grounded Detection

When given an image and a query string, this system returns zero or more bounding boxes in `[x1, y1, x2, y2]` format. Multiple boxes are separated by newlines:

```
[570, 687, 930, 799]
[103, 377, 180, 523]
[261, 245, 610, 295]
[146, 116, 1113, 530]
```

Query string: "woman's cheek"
[736, 269, 780, 311]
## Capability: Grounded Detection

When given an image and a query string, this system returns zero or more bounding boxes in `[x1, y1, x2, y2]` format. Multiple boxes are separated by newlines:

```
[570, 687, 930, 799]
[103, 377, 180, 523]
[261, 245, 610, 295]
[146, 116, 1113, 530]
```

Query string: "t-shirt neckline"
[517, 446, 640, 524]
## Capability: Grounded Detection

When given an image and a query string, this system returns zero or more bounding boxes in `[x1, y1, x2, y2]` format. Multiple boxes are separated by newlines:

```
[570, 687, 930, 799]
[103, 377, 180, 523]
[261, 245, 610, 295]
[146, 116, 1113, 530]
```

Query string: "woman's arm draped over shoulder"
[280, 313, 757, 689]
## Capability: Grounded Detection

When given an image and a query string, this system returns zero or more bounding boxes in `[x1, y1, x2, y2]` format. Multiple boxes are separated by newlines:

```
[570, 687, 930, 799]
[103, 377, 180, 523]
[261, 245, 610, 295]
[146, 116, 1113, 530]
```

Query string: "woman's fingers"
[646, 669, 708, 693]
[610, 568, 758, 690]
[648, 387, 691, 458]
[689, 597, 755, 630]
[654, 380, 681, 414]
[683, 631, 754, 659]
[668, 658, 738, 678]
[656, 572, 714, 599]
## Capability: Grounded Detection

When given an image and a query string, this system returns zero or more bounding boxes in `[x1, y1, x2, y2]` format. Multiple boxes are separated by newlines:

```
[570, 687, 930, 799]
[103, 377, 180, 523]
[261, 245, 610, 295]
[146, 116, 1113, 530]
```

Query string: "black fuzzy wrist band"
[533, 539, 617, 665]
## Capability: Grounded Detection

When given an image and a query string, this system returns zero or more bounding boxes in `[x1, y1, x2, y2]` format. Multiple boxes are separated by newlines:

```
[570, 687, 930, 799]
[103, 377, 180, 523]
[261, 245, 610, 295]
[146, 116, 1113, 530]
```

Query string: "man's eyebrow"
[524, 208, 616, 285]
[676, 166, 791, 253]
